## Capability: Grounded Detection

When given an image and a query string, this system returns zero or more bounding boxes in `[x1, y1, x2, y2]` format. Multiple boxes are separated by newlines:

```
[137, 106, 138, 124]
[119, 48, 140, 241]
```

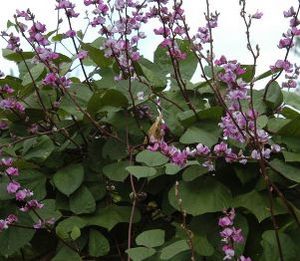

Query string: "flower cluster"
[56, 0, 79, 18]
[270, 6, 300, 88]
[12, 8, 72, 89]
[0, 157, 44, 231]
[0, 214, 18, 232]
[84, 0, 148, 76]
[218, 209, 251, 261]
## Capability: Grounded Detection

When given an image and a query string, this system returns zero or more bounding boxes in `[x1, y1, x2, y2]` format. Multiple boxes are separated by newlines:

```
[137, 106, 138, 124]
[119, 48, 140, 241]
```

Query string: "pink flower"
[65, 29, 76, 38]
[0, 220, 8, 231]
[6, 214, 18, 225]
[43, 73, 57, 86]
[1, 158, 13, 167]
[218, 216, 233, 227]
[240, 256, 252, 261]
[222, 245, 235, 260]
[252, 11, 263, 19]
[284, 7, 296, 18]
[7, 181, 21, 194]
[6, 167, 19, 176]
[15, 189, 33, 201]
[77, 50, 88, 60]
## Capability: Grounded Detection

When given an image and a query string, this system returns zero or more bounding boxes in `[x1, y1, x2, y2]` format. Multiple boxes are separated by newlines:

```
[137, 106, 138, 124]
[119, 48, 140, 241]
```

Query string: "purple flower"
[196, 144, 210, 156]
[218, 216, 233, 227]
[6, 167, 19, 176]
[7, 181, 21, 194]
[0, 220, 8, 231]
[43, 73, 57, 86]
[16, 9, 31, 20]
[282, 79, 297, 88]
[77, 50, 88, 60]
[16, 189, 33, 201]
[278, 38, 293, 49]
[252, 11, 263, 19]
[240, 256, 252, 261]
[20, 200, 44, 212]
[270, 60, 293, 73]
[1, 157, 13, 167]
[5, 214, 18, 225]
[65, 29, 76, 38]
[284, 7, 296, 18]
[271, 144, 281, 153]
[222, 245, 235, 260]
[0, 121, 8, 130]
[1, 84, 14, 94]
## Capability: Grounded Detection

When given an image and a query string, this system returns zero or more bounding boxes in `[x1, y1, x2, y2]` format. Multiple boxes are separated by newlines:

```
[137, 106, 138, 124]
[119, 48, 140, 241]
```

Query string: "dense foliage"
[0, 0, 300, 260]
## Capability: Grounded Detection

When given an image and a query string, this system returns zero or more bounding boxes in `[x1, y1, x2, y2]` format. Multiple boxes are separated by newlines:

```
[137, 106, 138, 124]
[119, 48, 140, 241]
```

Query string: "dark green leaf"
[70, 186, 96, 214]
[136, 150, 169, 167]
[126, 166, 157, 179]
[169, 177, 232, 215]
[126, 247, 156, 261]
[53, 164, 84, 196]
[89, 229, 110, 257]
[135, 229, 165, 248]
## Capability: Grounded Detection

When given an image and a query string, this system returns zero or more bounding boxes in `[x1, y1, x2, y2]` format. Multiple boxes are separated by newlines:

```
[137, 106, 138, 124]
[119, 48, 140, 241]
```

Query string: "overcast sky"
[0, 0, 298, 81]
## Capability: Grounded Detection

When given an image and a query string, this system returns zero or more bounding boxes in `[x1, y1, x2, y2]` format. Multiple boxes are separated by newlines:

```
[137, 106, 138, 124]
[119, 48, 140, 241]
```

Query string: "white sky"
[0, 0, 298, 81]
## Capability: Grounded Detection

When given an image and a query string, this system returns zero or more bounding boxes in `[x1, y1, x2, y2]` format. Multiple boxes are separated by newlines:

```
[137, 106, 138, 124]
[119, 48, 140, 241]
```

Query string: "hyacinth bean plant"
[0, 0, 300, 260]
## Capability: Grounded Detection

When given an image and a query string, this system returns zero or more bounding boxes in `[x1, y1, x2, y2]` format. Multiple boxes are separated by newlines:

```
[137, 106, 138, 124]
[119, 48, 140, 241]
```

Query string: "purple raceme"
[0, 157, 45, 231]
[219, 209, 251, 260]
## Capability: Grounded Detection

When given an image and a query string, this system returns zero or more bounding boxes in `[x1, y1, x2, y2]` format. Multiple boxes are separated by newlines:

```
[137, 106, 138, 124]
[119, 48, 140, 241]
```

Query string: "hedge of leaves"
[0, 0, 300, 260]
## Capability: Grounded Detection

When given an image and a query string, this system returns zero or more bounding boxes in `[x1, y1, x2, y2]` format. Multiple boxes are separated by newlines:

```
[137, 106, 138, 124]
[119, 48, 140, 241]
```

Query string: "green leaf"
[240, 64, 255, 82]
[138, 58, 166, 91]
[168, 177, 232, 216]
[135, 229, 165, 248]
[177, 107, 223, 128]
[16, 169, 47, 200]
[22, 63, 46, 86]
[23, 136, 55, 163]
[56, 216, 87, 240]
[269, 159, 300, 183]
[160, 240, 189, 260]
[70, 226, 81, 241]
[70, 186, 96, 214]
[2, 49, 34, 62]
[126, 166, 157, 179]
[165, 163, 182, 175]
[126, 247, 156, 261]
[265, 81, 283, 109]
[103, 160, 130, 182]
[283, 91, 300, 111]
[283, 151, 300, 162]
[0, 176, 14, 200]
[179, 124, 220, 147]
[136, 151, 169, 167]
[234, 190, 286, 222]
[154, 40, 197, 80]
[30, 199, 62, 222]
[52, 247, 82, 261]
[53, 164, 84, 196]
[88, 229, 110, 257]
[254, 69, 274, 82]
[182, 165, 208, 182]
[81, 42, 111, 68]
[260, 230, 297, 261]
[102, 138, 127, 160]
[60, 83, 93, 119]
[193, 235, 214, 256]
[87, 89, 128, 117]
[83, 205, 140, 231]
[0, 214, 35, 256]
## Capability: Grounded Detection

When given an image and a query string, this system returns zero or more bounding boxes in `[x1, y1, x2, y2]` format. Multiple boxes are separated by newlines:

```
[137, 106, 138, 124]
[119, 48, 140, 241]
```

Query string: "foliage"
[0, 1, 299, 261]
